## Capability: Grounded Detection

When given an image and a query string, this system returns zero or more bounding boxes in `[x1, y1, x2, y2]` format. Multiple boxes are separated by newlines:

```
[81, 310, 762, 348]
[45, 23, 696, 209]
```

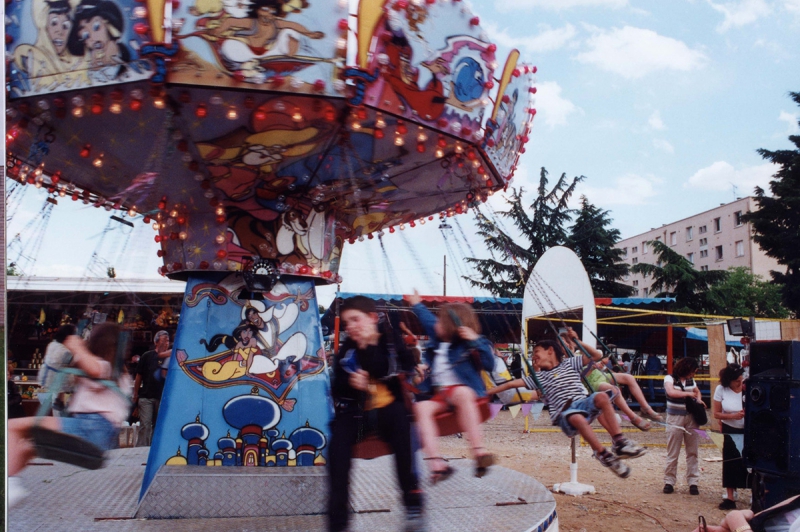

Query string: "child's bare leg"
[567, 413, 604, 453]
[8, 417, 61, 476]
[450, 386, 485, 457]
[414, 400, 448, 470]
[613, 373, 657, 414]
[598, 383, 638, 420]
[593, 392, 623, 436]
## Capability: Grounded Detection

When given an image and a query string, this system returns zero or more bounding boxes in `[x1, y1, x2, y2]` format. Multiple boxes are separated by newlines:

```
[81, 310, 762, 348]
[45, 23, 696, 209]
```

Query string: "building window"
[632, 246, 638, 253]
[655, 236, 662, 242]
[699, 225, 707, 234]
[633, 280, 639, 287]
[736, 241, 744, 257]
[640, 288, 648, 297]
[624, 274, 630, 281]
[632, 257, 639, 265]
[670, 232, 677, 246]
[688, 252, 695, 264]
[700, 249, 709, 258]
[699, 238, 708, 246]
[715, 245, 724, 261]
[701, 265, 709, 272]
[642, 242, 648, 254]
[714, 217, 721, 232]
[622, 247, 628, 257]
[686, 226, 693, 241]
[735, 211, 744, 226]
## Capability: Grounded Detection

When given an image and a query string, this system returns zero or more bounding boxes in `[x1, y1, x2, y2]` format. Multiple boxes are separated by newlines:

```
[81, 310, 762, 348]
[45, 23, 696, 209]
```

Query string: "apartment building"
[615, 197, 782, 298]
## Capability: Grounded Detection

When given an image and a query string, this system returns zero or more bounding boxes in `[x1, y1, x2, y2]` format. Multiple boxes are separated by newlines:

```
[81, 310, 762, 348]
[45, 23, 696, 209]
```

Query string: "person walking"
[133, 330, 171, 446]
[713, 364, 747, 510]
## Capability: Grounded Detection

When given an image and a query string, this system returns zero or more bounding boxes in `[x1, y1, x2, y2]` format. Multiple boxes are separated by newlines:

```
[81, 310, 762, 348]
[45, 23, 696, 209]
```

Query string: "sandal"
[631, 416, 652, 432]
[430, 465, 454, 485]
[698, 516, 708, 532]
[642, 408, 663, 423]
[423, 457, 454, 485]
[474, 449, 496, 478]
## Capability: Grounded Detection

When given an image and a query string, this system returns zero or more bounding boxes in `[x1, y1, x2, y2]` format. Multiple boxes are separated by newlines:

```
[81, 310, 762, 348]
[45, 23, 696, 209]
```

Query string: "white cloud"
[495, 0, 627, 12]
[784, 0, 800, 13]
[778, 110, 800, 134]
[706, 0, 771, 32]
[653, 139, 675, 154]
[648, 110, 666, 130]
[684, 161, 778, 192]
[534, 81, 582, 128]
[575, 26, 708, 79]
[483, 23, 578, 54]
[582, 173, 662, 206]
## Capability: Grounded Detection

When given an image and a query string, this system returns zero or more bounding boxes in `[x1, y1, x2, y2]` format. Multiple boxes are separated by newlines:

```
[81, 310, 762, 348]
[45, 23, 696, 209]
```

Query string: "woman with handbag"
[713, 364, 748, 510]
[664, 357, 705, 496]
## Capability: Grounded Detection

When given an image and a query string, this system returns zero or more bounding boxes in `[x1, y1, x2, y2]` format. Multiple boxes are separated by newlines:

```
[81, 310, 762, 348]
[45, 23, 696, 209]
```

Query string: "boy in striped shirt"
[488, 333, 645, 478]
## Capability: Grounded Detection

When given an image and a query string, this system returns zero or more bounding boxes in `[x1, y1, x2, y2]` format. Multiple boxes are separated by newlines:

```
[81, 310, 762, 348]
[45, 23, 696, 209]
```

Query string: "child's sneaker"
[594, 449, 631, 478]
[7, 477, 29, 508]
[613, 438, 647, 459]
[405, 506, 427, 532]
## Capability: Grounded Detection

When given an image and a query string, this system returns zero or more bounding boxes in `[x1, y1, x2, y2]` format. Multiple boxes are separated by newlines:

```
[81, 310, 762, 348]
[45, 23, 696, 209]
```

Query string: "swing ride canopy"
[6, 0, 537, 285]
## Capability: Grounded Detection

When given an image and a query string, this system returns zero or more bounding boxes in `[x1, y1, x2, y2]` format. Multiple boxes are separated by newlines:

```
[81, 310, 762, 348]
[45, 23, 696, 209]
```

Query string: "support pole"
[667, 325, 674, 374]
[443, 255, 447, 296]
[553, 436, 595, 496]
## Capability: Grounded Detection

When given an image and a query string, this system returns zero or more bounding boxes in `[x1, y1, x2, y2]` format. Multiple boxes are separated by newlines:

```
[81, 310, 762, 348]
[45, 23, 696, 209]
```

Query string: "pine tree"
[743, 91, 800, 316]
[464, 168, 584, 298]
[567, 196, 634, 297]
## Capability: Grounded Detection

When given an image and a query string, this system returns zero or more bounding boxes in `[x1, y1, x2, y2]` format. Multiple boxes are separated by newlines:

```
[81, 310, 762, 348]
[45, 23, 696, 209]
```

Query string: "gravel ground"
[434, 410, 747, 532]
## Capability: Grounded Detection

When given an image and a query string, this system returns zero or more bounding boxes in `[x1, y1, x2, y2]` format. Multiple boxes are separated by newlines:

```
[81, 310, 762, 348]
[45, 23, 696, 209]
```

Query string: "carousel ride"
[6, 0, 542, 519]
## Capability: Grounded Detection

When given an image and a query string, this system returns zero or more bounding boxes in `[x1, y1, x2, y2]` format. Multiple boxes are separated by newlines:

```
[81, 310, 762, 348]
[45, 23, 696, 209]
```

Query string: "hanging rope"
[377, 233, 400, 294]
[398, 231, 438, 294]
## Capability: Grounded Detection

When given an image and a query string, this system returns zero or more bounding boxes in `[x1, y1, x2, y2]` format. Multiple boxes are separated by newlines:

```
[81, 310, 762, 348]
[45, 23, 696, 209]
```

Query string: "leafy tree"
[743, 91, 800, 316]
[7, 262, 21, 276]
[567, 196, 634, 297]
[630, 240, 728, 311]
[705, 267, 789, 318]
[464, 168, 584, 298]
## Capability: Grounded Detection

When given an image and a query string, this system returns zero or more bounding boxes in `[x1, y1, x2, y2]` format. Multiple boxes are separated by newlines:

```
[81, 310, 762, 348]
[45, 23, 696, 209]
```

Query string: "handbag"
[678, 379, 707, 425]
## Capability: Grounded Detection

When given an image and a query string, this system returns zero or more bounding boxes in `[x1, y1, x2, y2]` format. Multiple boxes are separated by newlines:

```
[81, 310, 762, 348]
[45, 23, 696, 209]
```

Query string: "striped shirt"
[521, 356, 588, 424]
[664, 375, 696, 415]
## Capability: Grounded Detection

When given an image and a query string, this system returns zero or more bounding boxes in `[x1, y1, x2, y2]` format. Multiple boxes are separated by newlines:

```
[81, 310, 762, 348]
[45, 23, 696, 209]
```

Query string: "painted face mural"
[6, 0, 152, 96]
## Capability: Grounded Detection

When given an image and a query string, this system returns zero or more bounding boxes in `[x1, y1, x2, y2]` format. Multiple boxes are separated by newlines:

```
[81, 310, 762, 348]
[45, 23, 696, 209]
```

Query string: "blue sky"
[7, 0, 800, 306]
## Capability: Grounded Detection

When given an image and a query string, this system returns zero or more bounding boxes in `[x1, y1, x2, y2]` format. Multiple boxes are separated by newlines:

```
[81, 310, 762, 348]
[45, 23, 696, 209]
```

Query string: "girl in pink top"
[7, 323, 132, 508]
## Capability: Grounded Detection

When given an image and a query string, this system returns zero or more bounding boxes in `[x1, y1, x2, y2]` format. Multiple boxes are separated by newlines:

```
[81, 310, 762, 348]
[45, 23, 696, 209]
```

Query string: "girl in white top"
[713, 363, 747, 510]
[7, 323, 132, 508]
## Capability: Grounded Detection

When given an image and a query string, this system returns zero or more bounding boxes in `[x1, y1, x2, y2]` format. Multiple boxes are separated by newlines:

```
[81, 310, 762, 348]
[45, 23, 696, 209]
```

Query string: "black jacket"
[331, 327, 416, 411]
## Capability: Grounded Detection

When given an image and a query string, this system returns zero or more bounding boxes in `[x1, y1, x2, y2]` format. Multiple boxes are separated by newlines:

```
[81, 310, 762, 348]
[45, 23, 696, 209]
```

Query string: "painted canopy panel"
[143, 274, 331, 495]
[6, 0, 155, 98]
[168, 0, 343, 93]
[521, 246, 597, 343]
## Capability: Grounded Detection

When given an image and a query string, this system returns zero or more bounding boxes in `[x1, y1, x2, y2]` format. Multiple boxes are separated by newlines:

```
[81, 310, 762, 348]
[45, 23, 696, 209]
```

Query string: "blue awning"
[685, 327, 742, 347]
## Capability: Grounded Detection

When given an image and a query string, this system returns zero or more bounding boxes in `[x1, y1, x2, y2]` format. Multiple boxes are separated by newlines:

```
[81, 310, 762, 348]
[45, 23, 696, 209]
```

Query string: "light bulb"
[153, 97, 165, 109]
[72, 107, 84, 118]
[109, 102, 122, 114]
[394, 136, 405, 146]
[226, 106, 238, 120]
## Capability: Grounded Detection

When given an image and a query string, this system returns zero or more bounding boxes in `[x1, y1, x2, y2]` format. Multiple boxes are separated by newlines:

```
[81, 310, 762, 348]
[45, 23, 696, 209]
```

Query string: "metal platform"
[9, 448, 558, 531]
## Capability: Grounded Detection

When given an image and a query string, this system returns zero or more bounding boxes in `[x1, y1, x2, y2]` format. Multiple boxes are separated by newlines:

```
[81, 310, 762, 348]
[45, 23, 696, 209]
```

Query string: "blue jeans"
[59, 413, 119, 451]
[557, 390, 615, 438]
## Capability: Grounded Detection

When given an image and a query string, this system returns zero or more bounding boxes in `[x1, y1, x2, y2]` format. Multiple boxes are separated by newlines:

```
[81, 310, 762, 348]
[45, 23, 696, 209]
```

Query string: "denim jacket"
[411, 303, 494, 397]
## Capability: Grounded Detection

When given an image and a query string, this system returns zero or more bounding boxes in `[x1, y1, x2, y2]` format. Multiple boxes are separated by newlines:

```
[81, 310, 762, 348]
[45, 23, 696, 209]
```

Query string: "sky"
[6, 0, 800, 308]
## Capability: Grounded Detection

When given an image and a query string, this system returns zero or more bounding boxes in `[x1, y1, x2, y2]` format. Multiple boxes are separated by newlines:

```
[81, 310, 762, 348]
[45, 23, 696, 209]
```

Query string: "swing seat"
[30, 426, 105, 470]
[351, 397, 492, 460]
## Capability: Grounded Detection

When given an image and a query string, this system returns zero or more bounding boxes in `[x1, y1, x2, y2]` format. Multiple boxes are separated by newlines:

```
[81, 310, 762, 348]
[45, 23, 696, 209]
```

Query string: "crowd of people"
[6, 294, 797, 532]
